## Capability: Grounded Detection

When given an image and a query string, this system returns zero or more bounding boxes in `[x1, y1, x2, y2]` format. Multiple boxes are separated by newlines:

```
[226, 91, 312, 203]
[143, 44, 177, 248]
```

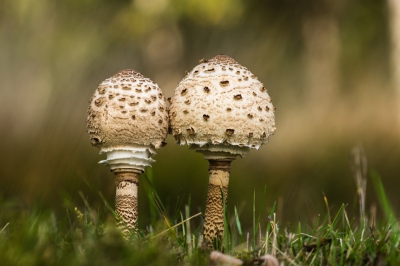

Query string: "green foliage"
[0, 172, 399, 265]
[370, 170, 398, 229]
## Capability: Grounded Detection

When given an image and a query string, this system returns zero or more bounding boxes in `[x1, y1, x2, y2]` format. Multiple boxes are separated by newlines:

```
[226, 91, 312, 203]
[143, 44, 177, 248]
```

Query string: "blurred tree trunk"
[302, 11, 340, 106]
[387, 0, 400, 123]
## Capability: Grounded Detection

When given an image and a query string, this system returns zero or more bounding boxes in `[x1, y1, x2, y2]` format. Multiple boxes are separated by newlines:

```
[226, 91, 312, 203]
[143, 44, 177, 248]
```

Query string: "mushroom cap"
[86, 69, 169, 152]
[169, 55, 276, 152]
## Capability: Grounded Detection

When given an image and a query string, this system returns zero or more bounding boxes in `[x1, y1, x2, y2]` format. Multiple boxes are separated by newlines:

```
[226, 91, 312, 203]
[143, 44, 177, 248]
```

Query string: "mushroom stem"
[202, 159, 233, 249]
[113, 169, 142, 235]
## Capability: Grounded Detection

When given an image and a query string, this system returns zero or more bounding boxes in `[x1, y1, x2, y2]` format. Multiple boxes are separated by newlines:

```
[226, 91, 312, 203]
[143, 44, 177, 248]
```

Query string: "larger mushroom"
[86, 69, 168, 235]
[169, 55, 276, 248]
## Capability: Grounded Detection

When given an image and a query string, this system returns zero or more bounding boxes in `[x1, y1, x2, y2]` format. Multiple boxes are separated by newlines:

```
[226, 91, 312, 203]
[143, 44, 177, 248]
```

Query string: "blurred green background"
[1, 0, 399, 230]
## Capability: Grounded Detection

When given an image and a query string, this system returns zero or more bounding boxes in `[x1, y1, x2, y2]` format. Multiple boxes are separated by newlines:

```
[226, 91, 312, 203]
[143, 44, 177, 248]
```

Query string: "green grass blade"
[255, 186, 267, 240]
[306, 214, 320, 245]
[234, 206, 243, 237]
[370, 170, 397, 227]
[252, 189, 256, 249]
[143, 169, 159, 223]
[98, 191, 117, 217]
[143, 172, 167, 217]
[266, 201, 276, 234]
[324, 203, 345, 238]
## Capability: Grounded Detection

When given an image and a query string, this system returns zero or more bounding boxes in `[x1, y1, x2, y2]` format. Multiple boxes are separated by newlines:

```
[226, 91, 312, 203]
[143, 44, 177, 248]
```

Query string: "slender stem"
[113, 170, 141, 235]
[202, 159, 232, 249]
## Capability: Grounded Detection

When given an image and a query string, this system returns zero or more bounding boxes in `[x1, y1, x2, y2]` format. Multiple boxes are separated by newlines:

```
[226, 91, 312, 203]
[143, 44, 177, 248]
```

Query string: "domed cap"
[169, 55, 276, 155]
[86, 69, 169, 152]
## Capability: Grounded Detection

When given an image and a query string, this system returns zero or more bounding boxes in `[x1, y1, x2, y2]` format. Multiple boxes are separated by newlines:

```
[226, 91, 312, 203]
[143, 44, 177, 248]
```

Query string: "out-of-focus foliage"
[0, 0, 398, 229]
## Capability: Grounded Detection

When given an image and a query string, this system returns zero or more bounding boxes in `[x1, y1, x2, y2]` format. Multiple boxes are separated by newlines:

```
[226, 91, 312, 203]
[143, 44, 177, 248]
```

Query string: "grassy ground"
[0, 156, 399, 265]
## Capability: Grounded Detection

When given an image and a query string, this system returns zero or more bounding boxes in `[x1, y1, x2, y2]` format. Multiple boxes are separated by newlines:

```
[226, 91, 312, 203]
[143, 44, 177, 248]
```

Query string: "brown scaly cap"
[169, 55, 276, 150]
[86, 69, 169, 150]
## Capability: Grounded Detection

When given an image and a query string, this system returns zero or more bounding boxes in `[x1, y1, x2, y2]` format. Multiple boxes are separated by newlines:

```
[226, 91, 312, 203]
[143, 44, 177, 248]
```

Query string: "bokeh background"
[1, 0, 399, 230]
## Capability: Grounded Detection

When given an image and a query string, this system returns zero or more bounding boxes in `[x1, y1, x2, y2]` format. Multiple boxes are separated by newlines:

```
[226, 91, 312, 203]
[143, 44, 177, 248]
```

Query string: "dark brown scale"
[208, 55, 238, 64]
[94, 97, 106, 107]
[226, 129, 234, 136]
[97, 85, 107, 94]
[187, 127, 195, 134]
[220, 81, 229, 87]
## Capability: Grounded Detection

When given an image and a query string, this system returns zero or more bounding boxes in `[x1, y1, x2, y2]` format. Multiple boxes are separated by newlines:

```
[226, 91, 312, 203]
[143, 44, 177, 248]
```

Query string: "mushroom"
[169, 55, 276, 248]
[86, 69, 169, 235]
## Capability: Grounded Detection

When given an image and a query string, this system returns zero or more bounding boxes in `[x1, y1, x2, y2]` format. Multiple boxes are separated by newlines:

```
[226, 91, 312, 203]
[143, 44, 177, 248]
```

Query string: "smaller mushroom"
[86, 69, 168, 235]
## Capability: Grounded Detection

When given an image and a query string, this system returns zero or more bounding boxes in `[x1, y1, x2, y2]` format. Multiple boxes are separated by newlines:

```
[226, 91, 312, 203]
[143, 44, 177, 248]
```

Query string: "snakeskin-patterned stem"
[202, 159, 232, 249]
[114, 170, 141, 236]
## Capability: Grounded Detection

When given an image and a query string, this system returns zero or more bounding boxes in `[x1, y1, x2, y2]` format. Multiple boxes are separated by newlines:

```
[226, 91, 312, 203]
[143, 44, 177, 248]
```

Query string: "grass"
[0, 156, 399, 265]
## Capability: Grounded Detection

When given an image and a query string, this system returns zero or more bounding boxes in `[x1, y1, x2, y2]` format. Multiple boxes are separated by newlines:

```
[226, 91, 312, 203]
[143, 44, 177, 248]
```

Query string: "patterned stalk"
[202, 160, 232, 249]
[114, 171, 140, 235]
